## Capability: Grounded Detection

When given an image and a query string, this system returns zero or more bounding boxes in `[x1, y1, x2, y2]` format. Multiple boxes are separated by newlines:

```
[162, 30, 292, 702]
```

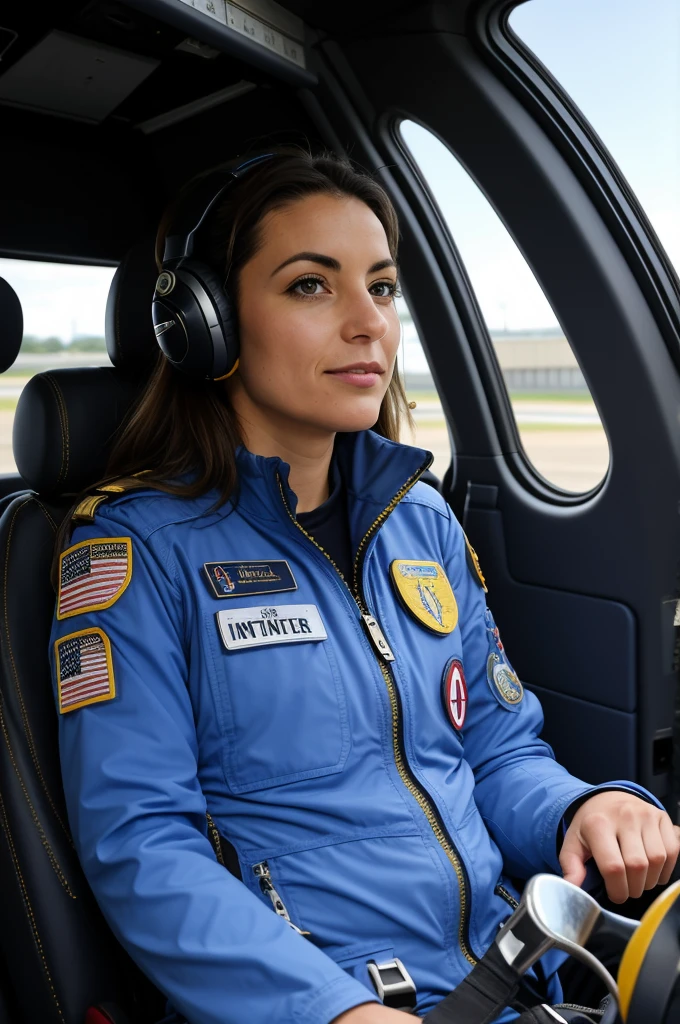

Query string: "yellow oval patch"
[390, 560, 458, 635]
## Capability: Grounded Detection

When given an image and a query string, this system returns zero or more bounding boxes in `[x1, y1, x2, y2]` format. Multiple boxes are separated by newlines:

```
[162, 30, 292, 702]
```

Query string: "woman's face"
[229, 193, 401, 443]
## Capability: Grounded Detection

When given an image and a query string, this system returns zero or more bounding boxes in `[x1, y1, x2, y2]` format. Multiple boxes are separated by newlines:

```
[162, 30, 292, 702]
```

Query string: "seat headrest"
[13, 367, 144, 495]
[105, 238, 160, 373]
[0, 277, 23, 373]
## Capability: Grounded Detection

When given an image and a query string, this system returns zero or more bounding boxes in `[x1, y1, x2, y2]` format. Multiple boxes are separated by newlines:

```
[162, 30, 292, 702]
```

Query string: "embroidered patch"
[203, 559, 297, 598]
[389, 560, 458, 635]
[217, 604, 327, 651]
[464, 534, 487, 592]
[57, 538, 132, 619]
[484, 608, 523, 707]
[442, 657, 467, 730]
[55, 628, 116, 713]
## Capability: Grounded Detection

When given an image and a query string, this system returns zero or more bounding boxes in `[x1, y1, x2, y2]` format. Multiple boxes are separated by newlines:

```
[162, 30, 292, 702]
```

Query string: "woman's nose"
[340, 287, 391, 344]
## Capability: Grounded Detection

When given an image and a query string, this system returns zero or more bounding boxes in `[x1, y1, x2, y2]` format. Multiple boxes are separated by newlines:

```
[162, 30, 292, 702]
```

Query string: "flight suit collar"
[234, 430, 432, 548]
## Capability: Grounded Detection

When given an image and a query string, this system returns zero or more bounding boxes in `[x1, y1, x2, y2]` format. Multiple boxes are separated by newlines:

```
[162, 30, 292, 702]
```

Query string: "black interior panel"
[528, 684, 636, 784]
[468, 507, 637, 714]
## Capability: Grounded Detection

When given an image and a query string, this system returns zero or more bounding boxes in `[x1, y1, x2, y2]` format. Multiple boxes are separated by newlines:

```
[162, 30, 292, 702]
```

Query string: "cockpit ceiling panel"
[0, 30, 159, 123]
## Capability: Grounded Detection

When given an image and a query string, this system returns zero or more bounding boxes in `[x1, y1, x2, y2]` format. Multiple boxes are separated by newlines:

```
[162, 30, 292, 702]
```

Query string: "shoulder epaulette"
[464, 533, 488, 593]
[72, 471, 154, 525]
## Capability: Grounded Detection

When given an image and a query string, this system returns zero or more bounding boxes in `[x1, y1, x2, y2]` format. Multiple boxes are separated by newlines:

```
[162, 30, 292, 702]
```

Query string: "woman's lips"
[327, 370, 382, 388]
[325, 365, 384, 388]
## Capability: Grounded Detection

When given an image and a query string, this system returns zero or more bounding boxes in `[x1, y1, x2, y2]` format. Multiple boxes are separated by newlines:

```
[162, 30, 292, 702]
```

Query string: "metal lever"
[495, 875, 638, 1009]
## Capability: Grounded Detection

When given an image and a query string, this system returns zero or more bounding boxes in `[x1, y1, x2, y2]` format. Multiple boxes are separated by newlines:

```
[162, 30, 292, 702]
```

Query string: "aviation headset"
[152, 152, 275, 380]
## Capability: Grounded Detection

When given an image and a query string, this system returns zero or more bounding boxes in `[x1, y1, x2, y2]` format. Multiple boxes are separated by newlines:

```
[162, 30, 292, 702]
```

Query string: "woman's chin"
[323, 407, 385, 435]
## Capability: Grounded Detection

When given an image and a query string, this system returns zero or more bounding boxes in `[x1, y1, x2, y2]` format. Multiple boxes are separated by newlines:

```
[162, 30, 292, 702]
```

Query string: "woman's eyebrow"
[270, 252, 397, 277]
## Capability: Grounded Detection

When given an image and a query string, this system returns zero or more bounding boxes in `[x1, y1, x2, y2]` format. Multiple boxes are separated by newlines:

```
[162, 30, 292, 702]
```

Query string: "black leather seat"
[0, 240, 164, 1024]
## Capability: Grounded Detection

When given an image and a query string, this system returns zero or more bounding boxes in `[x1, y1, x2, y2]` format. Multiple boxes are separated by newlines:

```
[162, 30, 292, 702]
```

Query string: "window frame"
[384, 110, 610, 504]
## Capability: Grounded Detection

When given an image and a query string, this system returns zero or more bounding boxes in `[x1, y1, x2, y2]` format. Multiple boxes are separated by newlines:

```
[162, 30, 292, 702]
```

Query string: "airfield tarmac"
[0, 386, 608, 495]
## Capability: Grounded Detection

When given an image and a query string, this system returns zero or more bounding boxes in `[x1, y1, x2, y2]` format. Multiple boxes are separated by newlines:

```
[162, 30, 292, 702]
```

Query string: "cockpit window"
[399, 119, 610, 494]
[396, 294, 452, 481]
[0, 258, 115, 473]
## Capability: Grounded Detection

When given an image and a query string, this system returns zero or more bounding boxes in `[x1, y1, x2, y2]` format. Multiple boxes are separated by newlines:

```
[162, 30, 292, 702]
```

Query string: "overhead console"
[170, 0, 309, 72]
[0, 0, 321, 261]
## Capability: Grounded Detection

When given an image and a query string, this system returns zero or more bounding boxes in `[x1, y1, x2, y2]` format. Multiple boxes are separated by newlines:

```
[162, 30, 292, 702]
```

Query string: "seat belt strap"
[422, 943, 522, 1024]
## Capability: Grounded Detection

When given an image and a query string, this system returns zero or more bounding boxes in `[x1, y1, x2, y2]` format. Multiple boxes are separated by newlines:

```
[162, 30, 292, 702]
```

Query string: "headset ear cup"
[188, 261, 239, 379]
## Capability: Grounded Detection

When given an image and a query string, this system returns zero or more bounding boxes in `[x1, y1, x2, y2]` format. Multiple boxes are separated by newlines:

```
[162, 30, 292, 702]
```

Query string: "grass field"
[0, 381, 608, 493]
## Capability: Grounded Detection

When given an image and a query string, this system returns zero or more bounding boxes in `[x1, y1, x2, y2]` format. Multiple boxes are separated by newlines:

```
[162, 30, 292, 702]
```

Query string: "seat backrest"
[0, 241, 164, 1024]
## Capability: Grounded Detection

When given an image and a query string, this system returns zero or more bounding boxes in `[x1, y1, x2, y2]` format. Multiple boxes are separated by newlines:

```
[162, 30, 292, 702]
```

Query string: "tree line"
[20, 336, 107, 353]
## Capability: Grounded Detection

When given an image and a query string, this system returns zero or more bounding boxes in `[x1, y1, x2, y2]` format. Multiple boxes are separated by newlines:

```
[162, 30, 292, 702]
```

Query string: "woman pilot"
[50, 146, 679, 1024]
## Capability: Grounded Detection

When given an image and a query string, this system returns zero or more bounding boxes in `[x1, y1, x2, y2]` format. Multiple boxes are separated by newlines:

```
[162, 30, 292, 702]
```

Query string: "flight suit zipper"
[253, 860, 310, 937]
[495, 884, 519, 910]
[277, 463, 479, 966]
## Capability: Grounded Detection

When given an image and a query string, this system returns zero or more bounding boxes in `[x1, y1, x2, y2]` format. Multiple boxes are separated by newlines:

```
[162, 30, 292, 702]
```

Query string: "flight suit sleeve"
[49, 511, 378, 1024]
[442, 509, 660, 879]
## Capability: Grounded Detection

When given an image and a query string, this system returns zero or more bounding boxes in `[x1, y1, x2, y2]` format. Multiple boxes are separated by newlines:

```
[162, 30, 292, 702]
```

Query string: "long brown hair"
[106, 144, 412, 505]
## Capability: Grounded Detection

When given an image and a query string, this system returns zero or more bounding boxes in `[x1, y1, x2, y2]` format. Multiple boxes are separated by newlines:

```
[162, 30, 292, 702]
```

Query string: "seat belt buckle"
[367, 957, 417, 1012]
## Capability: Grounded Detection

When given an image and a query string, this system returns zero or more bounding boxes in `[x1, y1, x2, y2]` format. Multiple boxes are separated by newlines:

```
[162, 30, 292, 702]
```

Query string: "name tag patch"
[204, 559, 297, 598]
[217, 604, 327, 651]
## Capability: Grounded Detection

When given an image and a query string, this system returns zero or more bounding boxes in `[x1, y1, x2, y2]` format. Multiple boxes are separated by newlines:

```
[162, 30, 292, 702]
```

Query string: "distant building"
[402, 324, 586, 393]
[490, 329, 586, 391]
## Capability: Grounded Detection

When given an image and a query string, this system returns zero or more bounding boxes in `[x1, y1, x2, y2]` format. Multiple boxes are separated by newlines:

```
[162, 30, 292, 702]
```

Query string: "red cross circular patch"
[442, 657, 467, 731]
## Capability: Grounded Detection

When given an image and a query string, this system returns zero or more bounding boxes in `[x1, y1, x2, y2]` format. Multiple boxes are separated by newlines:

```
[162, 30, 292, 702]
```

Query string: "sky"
[0, 0, 678, 355]
[401, 0, 680, 333]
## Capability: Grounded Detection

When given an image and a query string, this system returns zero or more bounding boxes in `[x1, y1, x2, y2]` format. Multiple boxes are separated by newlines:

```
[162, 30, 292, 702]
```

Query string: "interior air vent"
[0, 30, 159, 123]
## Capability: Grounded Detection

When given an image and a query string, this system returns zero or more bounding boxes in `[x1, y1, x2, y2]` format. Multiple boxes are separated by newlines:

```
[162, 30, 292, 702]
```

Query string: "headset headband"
[162, 153, 275, 265]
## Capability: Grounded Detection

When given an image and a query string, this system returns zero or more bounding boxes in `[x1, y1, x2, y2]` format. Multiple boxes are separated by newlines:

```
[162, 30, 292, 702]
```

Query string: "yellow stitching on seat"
[3, 498, 74, 849]
[0, 786, 66, 1020]
[0, 703, 76, 898]
[43, 375, 69, 486]
[33, 500, 57, 534]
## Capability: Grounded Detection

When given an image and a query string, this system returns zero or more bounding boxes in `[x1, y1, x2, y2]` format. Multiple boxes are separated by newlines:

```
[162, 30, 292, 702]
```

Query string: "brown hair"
[105, 143, 412, 505]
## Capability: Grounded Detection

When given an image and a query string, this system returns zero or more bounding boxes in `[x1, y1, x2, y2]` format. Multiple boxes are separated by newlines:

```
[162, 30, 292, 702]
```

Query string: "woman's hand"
[560, 791, 680, 902]
[331, 1004, 421, 1023]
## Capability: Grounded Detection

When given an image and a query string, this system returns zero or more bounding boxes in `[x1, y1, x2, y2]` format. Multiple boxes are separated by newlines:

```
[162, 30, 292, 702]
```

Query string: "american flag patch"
[57, 537, 132, 620]
[55, 629, 115, 714]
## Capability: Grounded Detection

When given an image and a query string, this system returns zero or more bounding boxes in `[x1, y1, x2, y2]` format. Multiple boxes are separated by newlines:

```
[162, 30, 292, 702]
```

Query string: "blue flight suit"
[50, 429, 657, 1024]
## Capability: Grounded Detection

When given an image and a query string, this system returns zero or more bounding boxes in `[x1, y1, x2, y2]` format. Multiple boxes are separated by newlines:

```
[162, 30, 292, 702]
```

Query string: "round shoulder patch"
[441, 657, 467, 730]
[487, 654, 524, 706]
[484, 607, 523, 709]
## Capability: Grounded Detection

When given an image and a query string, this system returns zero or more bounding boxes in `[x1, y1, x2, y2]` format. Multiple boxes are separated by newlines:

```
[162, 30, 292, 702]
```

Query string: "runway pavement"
[0, 395, 609, 494]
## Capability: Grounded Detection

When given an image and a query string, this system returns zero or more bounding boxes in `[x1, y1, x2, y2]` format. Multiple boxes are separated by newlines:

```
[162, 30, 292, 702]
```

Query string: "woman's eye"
[288, 276, 326, 298]
[370, 281, 400, 298]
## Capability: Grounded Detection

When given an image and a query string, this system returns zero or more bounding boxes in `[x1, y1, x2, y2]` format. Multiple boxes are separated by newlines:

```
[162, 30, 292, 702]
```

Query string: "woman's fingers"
[579, 816, 629, 903]
[563, 793, 680, 903]
[638, 817, 672, 891]
[658, 818, 680, 886]
[616, 818, 657, 899]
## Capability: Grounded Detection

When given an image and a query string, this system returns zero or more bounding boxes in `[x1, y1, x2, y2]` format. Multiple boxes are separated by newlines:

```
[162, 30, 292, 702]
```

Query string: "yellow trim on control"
[618, 879, 680, 1020]
[57, 537, 133, 620]
[55, 627, 116, 714]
